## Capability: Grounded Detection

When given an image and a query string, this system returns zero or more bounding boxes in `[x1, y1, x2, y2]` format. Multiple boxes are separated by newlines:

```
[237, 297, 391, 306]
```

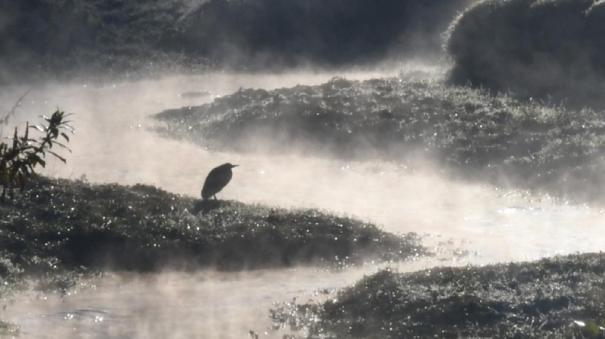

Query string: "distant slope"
[0, 0, 474, 82]
[155, 77, 605, 202]
[446, 0, 605, 107]
[0, 0, 182, 55]
[170, 0, 472, 68]
[0, 0, 194, 83]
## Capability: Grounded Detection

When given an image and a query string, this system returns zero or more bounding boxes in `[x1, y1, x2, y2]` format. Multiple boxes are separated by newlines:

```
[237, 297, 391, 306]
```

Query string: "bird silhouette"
[201, 163, 238, 200]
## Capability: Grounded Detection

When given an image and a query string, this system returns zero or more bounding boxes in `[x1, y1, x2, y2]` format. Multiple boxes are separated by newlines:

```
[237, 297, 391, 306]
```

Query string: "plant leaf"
[47, 150, 66, 163]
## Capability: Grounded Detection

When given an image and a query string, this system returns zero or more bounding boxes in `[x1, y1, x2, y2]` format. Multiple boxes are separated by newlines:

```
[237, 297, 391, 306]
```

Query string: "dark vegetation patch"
[274, 253, 605, 338]
[0, 176, 425, 293]
[0, 0, 207, 84]
[168, 0, 471, 68]
[155, 77, 605, 202]
[447, 0, 605, 107]
[0, 0, 472, 83]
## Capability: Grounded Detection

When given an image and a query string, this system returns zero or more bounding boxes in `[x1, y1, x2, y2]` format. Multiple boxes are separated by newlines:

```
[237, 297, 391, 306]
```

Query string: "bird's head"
[225, 163, 239, 169]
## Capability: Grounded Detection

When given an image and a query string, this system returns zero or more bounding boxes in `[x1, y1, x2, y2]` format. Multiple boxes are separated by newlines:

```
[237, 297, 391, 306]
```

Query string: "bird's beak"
[232, 164, 239, 168]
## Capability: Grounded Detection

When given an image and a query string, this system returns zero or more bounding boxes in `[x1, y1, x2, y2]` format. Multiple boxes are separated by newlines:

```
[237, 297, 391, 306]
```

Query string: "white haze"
[0, 70, 604, 338]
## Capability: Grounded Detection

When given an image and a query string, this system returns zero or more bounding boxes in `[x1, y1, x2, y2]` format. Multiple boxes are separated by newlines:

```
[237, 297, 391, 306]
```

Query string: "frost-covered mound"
[447, 0, 605, 106]
[0, 177, 425, 290]
[275, 253, 605, 338]
[170, 0, 470, 68]
[155, 77, 605, 202]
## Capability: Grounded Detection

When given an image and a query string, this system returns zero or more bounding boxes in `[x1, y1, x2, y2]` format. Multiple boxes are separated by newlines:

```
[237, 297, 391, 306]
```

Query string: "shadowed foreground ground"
[0, 177, 425, 295]
[273, 253, 605, 338]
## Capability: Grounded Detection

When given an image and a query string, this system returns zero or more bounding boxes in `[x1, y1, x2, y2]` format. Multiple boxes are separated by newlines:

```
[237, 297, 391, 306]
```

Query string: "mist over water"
[6, 269, 365, 338]
[1, 71, 604, 338]
[3, 0, 605, 335]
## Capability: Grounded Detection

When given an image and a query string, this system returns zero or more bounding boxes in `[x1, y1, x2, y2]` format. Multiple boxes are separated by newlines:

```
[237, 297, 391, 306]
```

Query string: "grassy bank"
[0, 176, 425, 293]
[155, 76, 605, 202]
[274, 253, 605, 338]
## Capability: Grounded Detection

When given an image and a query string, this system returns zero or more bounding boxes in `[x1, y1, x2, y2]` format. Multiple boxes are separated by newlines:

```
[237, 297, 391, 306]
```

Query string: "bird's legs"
[213, 195, 217, 200]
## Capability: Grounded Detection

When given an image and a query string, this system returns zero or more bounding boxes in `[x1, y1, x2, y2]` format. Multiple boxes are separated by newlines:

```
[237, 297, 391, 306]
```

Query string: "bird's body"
[201, 163, 238, 200]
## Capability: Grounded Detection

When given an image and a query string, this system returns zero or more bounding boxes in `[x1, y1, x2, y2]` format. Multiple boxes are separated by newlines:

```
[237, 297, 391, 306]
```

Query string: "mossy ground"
[274, 253, 605, 338]
[155, 76, 605, 202]
[0, 176, 425, 295]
